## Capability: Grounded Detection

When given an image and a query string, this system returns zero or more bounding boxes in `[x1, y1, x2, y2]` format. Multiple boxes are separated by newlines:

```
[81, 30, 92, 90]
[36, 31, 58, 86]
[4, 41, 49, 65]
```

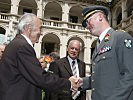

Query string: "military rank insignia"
[99, 46, 112, 55]
[124, 39, 132, 49]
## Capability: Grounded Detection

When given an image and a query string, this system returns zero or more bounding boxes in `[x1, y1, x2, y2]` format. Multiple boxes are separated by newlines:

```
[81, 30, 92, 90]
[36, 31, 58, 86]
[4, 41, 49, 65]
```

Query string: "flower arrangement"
[43, 56, 53, 64]
[104, 33, 110, 42]
[38, 55, 53, 70]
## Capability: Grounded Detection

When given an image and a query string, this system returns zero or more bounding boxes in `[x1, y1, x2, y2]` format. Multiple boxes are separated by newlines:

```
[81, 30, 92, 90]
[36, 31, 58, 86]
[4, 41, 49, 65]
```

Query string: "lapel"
[63, 57, 73, 76]
[92, 28, 114, 60]
[77, 59, 83, 77]
[16, 34, 36, 56]
[63, 58, 83, 76]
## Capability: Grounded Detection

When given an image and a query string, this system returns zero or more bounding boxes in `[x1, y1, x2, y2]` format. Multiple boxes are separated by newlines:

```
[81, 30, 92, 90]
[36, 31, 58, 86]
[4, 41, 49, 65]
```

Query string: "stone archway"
[0, 27, 6, 43]
[44, 1, 62, 21]
[69, 6, 83, 24]
[18, 0, 37, 15]
[126, 0, 133, 17]
[41, 33, 60, 55]
[0, 0, 11, 13]
[128, 30, 133, 37]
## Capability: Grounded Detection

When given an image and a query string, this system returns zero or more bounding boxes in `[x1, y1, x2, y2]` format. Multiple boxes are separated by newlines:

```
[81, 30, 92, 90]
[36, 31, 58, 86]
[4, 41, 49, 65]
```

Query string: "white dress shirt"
[99, 27, 111, 42]
[21, 34, 33, 47]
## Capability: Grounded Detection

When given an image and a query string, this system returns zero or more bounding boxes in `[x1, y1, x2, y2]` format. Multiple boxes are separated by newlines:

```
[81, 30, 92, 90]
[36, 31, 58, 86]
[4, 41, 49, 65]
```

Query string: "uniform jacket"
[48, 57, 86, 100]
[0, 34, 71, 100]
[83, 28, 133, 100]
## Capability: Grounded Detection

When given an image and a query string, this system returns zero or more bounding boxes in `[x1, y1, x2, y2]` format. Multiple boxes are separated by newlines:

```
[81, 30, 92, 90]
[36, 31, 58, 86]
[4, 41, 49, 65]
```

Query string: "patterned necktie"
[72, 61, 77, 77]
[71, 60, 80, 100]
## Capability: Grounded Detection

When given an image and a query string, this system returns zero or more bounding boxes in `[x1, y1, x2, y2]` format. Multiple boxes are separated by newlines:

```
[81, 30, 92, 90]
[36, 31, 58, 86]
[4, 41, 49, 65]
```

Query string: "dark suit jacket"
[0, 34, 71, 100]
[83, 28, 133, 100]
[48, 57, 86, 100]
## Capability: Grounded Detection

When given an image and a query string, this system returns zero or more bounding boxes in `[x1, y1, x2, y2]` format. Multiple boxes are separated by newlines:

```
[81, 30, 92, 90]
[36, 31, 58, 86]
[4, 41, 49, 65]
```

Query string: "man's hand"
[69, 76, 82, 91]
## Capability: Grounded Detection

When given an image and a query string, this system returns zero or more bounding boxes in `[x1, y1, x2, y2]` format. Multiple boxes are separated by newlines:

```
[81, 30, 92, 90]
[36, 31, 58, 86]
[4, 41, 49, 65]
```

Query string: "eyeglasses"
[86, 13, 98, 25]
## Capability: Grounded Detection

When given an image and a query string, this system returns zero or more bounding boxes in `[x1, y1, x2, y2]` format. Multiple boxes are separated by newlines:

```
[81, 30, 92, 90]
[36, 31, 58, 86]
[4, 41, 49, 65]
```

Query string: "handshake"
[69, 76, 83, 91]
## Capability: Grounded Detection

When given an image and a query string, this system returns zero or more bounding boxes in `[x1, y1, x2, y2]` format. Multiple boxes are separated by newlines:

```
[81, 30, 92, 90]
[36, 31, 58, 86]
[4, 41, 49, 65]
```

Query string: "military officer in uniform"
[77, 5, 133, 100]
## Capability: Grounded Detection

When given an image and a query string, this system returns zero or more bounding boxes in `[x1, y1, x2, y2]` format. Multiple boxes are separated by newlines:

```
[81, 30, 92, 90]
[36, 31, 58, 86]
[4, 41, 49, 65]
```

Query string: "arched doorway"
[44, 1, 62, 21]
[0, 0, 11, 13]
[0, 27, 6, 43]
[69, 6, 83, 24]
[18, 0, 37, 15]
[41, 33, 60, 55]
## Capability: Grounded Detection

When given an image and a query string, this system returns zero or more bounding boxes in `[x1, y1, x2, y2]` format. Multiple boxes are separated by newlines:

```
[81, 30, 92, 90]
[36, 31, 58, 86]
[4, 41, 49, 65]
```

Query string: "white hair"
[68, 40, 82, 50]
[17, 13, 37, 33]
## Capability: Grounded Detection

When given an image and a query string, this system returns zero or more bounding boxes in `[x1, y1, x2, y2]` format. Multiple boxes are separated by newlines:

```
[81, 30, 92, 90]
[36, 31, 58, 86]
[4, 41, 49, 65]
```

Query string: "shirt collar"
[67, 56, 77, 65]
[21, 34, 33, 47]
[99, 27, 111, 42]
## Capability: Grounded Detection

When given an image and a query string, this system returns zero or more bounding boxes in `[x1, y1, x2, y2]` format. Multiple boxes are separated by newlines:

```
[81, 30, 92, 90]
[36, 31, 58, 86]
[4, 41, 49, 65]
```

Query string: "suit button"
[92, 88, 95, 91]
[92, 80, 94, 82]
[92, 71, 95, 74]
[93, 63, 95, 66]
[102, 56, 106, 59]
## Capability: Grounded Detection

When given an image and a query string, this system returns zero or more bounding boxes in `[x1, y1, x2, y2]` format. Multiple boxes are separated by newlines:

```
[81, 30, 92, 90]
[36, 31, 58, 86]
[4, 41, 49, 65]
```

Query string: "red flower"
[44, 56, 53, 64]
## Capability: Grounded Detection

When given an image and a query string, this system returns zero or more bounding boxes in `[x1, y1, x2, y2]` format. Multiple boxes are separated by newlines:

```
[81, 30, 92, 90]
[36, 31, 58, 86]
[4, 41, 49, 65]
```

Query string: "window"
[69, 15, 78, 23]
[23, 8, 32, 14]
[50, 17, 60, 21]
[41, 43, 55, 54]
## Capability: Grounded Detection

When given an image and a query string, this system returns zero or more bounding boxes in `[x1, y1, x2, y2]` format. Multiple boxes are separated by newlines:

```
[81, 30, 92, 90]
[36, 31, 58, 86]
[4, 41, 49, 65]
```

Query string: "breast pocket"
[96, 53, 112, 63]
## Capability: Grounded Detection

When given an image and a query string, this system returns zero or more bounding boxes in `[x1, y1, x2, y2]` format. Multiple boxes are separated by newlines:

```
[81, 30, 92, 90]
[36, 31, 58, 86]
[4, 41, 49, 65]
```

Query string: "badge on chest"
[98, 46, 112, 55]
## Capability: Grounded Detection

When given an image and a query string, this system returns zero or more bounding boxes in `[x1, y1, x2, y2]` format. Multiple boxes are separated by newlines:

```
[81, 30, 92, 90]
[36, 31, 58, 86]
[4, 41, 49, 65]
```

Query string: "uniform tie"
[71, 60, 80, 100]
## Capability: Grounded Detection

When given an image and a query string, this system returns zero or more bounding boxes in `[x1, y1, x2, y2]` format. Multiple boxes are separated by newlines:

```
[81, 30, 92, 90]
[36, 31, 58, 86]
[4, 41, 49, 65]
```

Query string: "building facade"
[0, 0, 133, 99]
[0, 0, 133, 75]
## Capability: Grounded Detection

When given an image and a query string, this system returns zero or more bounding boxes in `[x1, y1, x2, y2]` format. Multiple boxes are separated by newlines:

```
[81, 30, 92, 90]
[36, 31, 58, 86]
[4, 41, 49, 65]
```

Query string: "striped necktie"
[72, 61, 77, 77]
[71, 60, 80, 100]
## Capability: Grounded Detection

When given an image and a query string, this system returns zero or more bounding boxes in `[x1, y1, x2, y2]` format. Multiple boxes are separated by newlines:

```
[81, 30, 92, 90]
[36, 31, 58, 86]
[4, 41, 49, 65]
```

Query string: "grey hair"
[17, 13, 37, 33]
[68, 40, 82, 50]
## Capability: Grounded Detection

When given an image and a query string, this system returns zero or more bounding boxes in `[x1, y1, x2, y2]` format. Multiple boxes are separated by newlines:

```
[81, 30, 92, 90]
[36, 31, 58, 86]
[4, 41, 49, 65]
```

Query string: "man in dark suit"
[0, 13, 78, 100]
[76, 5, 133, 100]
[49, 40, 86, 100]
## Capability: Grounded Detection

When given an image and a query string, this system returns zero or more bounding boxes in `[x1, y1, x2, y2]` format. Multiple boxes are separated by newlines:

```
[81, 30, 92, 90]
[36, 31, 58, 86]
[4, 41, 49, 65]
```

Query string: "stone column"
[37, 0, 43, 18]
[62, 3, 70, 28]
[11, 0, 19, 15]
[34, 35, 43, 58]
[84, 36, 92, 64]
[112, 18, 117, 28]
[122, 0, 127, 27]
[59, 32, 68, 58]
[84, 35, 92, 74]
[34, 42, 42, 58]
